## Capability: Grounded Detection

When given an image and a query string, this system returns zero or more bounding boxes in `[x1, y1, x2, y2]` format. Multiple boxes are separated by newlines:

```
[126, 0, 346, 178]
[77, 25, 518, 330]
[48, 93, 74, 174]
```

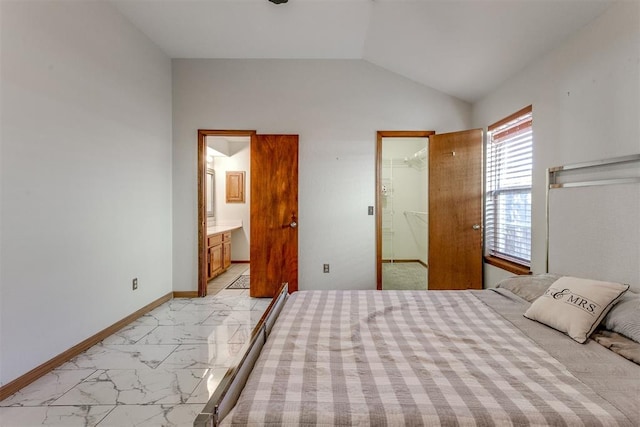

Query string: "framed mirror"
[206, 168, 215, 218]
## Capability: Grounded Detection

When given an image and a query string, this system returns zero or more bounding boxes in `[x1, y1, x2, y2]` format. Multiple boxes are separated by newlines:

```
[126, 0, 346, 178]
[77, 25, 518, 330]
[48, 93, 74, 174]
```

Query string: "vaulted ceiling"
[111, 0, 614, 103]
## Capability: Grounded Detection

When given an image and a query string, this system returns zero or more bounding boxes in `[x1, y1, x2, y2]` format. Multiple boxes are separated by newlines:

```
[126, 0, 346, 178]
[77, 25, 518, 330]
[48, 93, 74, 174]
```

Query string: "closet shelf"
[404, 147, 427, 170]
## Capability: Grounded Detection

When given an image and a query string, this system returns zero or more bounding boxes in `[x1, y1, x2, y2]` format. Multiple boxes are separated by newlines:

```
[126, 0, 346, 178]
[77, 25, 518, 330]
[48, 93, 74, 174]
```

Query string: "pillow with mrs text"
[524, 276, 629, 343]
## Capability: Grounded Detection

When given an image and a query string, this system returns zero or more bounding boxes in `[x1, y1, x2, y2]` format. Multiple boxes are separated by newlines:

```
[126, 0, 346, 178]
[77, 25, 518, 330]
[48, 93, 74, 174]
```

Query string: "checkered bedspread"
[222, 290, 633, 426]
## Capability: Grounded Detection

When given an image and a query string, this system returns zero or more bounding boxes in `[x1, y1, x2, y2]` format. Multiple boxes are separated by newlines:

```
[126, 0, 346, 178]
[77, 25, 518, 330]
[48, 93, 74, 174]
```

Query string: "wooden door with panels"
[226, 171, 245, 203]
[208, 234, 223, 280]
[428, 129, 483, 290]
[250, 134, 299, 297]
[222, 232, 232, 270]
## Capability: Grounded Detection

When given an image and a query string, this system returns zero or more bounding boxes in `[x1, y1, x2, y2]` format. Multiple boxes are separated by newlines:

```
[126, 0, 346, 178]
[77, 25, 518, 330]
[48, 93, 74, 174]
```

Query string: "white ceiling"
[111, 0, 614, 103]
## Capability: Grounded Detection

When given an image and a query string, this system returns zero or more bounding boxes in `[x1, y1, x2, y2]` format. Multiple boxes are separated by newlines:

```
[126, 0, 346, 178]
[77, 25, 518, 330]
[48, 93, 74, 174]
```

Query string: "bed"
[195, 154, 640, 426]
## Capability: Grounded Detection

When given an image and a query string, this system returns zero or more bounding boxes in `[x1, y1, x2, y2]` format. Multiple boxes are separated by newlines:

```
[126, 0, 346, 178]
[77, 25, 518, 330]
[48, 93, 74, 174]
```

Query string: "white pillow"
[524, 276, 629, 343]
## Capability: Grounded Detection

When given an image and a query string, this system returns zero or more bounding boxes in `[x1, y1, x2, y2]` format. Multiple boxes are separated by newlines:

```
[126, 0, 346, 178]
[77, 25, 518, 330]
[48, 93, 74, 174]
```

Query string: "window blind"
[486, 106, 533, 267]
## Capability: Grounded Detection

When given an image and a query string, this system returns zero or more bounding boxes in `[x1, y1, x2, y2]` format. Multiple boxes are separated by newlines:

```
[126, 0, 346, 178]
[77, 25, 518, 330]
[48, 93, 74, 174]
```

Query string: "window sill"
[484, 256, 531, 276]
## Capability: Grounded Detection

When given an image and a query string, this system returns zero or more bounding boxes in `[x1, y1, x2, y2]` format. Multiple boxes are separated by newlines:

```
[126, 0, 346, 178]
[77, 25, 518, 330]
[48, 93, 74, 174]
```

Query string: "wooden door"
[250, 135, 299, 297]
[209, 244, 222, 279]
[223, 238, 231, 270]
[428, 129, 483, 290]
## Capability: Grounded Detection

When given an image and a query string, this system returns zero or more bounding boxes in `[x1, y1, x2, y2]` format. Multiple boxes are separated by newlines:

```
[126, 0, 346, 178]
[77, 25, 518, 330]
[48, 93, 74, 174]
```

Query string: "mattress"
[221, 289, 638, 426]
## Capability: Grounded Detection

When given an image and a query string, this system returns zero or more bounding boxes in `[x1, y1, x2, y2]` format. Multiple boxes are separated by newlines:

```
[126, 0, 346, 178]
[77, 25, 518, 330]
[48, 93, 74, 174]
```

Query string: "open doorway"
[197, 130, 255, 297]
[376, 129, 484, 291]
[197, 130, 299, 298]
[376, 131, 434, 290]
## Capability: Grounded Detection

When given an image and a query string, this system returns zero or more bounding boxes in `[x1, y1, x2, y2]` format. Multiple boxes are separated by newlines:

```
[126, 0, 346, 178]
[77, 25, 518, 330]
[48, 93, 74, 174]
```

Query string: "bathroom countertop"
[206, 223, 242, 235]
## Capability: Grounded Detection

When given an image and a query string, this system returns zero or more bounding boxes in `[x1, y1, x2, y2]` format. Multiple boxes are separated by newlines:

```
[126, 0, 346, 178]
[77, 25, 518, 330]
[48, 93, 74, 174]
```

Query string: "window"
[485, 105, 533, 274]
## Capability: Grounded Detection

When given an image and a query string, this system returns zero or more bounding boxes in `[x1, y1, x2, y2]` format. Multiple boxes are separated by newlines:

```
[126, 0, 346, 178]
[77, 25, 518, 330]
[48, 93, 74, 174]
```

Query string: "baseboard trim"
[173, 291, 199, 298]
[0, 291, 173, 401]
[382, 260, 428, 268]
[231, 260, 250, 264]
[382, 259, 421, 263]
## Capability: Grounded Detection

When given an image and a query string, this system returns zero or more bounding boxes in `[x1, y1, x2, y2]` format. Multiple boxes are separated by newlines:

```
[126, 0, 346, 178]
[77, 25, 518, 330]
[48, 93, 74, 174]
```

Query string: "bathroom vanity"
[206, 224, 242, 280]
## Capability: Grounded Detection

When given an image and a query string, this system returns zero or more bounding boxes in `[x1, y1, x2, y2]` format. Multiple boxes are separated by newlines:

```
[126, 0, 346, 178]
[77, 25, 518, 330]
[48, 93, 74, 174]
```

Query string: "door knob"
[472, 224, 481, 230]
[290, 221, 297, 228]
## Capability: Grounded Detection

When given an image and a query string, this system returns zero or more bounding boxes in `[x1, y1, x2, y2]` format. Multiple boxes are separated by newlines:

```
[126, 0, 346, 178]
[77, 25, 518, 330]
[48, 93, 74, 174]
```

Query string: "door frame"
[376, 130, 435, 290]
[197, 129, 256, 297]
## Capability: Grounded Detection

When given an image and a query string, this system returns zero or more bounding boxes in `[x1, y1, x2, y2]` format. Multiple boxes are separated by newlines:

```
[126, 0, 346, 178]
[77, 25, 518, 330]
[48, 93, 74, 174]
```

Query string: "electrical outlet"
[368, 206, 374, 215]
[323, 264, 330, 273]
[132, 278, 138, 290]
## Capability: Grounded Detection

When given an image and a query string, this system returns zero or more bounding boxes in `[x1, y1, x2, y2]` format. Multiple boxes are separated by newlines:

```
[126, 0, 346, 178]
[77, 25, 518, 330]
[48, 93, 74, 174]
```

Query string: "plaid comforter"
[222, 290, 633, 426]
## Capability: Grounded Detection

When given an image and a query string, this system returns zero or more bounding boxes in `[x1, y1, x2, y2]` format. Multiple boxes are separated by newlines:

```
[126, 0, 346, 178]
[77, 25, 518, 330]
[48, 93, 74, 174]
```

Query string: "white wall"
[0, 1, 172, 385]
[172, 59, 470, 291]
[211, 142, 251, 261]
[472, 1, 640, 287]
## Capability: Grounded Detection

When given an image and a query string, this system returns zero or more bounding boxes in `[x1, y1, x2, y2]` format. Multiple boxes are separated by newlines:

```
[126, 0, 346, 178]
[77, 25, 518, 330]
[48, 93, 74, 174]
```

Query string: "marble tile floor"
[0, 265, 270, 427]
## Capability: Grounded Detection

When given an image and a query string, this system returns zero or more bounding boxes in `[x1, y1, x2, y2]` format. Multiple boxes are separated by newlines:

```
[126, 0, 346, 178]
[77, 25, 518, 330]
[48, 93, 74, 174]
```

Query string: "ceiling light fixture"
[269, 0, 288, 4]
